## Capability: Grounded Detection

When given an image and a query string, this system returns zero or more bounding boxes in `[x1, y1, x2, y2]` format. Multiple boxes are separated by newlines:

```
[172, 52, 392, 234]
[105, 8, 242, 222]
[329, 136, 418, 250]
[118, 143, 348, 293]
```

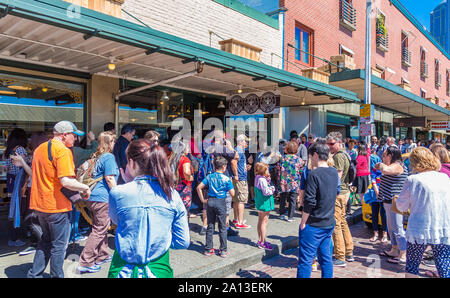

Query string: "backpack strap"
[47, 140, 53, 162]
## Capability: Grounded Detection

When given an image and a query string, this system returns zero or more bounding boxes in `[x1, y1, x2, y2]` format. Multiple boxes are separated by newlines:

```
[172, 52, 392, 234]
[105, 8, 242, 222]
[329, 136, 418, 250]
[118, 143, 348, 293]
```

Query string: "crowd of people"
[1, 121, 449, 278]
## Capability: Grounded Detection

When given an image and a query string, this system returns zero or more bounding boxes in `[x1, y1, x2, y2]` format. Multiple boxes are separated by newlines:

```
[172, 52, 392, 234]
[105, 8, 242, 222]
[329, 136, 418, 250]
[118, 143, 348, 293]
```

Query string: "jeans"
[370, 202, 387, 232]
[383, 203, 407, 251]
[297, 224, 334, 278]
[332, 194, 354, 261]
[27, 211, 71, 278]
[205, 197, 227, 251]
[279, 192, 297, 218]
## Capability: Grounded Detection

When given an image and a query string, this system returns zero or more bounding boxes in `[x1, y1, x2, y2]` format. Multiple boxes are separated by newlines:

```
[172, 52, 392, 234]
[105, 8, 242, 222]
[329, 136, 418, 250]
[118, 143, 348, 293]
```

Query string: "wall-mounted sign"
[430, 121, 450, 130]
[393, 117, 427, 128]
[360, 104, 374, 123]
[226, 91, 280, 116]
[359, 122, 374, 137]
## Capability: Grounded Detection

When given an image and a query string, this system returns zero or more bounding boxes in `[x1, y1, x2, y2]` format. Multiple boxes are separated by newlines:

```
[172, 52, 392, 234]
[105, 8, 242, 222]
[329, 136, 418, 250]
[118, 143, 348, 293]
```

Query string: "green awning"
[330, 69, 450, 121]
[0, 0, 361, 107]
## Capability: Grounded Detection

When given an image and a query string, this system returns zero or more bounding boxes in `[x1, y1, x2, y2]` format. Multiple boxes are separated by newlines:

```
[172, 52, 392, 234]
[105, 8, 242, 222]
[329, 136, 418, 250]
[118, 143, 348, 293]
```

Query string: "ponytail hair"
[126, 138, 174, 200]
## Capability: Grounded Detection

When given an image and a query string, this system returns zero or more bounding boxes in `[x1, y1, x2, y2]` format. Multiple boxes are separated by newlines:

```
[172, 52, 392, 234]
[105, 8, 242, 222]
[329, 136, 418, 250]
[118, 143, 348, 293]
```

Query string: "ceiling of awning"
[330, 70, 450, 121]
[0, 0, 361, 109]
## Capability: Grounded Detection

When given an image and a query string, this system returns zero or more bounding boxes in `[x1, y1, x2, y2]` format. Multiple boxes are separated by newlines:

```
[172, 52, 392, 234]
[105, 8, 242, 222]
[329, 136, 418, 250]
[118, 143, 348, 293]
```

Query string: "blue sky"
[239, 0, 445, 31]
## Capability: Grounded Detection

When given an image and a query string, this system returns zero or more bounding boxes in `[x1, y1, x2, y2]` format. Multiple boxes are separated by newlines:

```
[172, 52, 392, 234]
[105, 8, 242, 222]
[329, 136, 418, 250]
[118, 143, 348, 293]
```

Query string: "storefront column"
[88, 75, 119, 135]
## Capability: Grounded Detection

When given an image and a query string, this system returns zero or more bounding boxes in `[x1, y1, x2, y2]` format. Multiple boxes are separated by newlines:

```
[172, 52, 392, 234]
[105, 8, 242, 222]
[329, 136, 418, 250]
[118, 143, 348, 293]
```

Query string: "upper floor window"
[339, 0, 357, 31]
[420, 47, 428, 79]
[420, 88, 427, 99]
[376, 11, 389, 52]
[401, 31, 411, 67]
[435, 59, 442, 88]
[295, 24, 313, 66]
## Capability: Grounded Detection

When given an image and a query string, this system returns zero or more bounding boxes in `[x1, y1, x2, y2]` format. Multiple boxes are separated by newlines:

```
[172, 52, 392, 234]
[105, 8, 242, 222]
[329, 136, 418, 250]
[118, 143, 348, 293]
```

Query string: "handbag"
[363, 183, 377, 205]
[390, 195, 410, 216]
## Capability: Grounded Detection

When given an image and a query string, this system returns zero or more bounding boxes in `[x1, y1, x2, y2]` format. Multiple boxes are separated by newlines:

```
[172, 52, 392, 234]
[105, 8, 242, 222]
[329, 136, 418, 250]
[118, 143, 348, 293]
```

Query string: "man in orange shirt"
[27, 121, 91, 278]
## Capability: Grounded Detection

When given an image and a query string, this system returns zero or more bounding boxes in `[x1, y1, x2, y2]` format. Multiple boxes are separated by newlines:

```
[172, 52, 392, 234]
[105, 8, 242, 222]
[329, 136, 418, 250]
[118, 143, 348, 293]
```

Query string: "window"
[445, 69, 449, 95]
[435, 59, 442, 88]
[420, 47, 428, 78]
[376, 11, 389, 52]
[295, 24, 313, 66]
[420, 88, 427, 98]
[339, 0, 357, 31]
[401, 31, 411, 67]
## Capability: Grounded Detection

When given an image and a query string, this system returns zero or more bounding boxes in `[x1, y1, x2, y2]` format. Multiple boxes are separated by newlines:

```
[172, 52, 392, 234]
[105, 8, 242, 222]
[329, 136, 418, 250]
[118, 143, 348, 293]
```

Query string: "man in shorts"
[231, 134, 251, 229]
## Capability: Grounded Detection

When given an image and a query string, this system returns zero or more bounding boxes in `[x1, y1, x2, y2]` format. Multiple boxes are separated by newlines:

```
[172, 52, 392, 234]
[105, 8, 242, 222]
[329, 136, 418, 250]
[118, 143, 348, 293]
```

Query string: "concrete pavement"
[0, 203, 362, 278]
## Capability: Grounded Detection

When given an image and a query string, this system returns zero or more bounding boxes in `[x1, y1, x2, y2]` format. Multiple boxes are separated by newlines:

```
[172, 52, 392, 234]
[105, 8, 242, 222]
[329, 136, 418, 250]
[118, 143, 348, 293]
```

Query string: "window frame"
[294, 23, 314, 67]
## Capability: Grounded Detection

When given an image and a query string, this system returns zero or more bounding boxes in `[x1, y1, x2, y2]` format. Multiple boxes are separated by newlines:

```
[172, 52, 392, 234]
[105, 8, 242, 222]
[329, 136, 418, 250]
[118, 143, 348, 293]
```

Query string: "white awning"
[340, 44, 355, 56]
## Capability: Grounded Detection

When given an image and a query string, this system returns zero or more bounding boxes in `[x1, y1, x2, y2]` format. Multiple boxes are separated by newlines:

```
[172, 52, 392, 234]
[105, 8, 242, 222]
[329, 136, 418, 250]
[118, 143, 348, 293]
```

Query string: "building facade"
[279, 0, 450, 141]
[430, 0, 449, 54]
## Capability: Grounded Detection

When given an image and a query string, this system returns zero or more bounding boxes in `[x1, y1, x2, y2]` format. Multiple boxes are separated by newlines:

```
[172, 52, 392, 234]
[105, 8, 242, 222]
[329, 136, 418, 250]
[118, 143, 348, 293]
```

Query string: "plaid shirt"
[5, 146, 28, 176]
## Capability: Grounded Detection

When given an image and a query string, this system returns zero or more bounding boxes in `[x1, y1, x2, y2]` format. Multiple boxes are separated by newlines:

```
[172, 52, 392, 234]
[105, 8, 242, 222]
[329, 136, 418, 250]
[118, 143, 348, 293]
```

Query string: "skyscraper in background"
[430, 0, 449, 52]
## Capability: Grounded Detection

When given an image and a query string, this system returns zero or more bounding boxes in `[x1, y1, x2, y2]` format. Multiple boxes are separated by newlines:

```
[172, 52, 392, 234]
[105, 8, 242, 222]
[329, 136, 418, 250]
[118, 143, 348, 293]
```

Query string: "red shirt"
[178, 156, 193, 186]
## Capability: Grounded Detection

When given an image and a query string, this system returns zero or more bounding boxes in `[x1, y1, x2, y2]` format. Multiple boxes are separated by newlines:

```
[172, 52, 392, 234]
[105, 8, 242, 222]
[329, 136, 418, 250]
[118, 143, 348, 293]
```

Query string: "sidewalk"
[0, 203, 362, 278]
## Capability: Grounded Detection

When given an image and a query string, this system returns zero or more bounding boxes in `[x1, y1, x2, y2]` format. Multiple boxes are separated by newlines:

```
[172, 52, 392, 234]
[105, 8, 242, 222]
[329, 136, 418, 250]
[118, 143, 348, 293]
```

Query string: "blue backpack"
[197, 153, 215, 183]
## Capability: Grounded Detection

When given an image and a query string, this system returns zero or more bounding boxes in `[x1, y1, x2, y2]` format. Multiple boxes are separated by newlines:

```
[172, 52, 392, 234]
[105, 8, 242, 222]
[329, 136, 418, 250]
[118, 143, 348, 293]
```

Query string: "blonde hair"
[430, 143, 450, 164]
[409, 147, 441, 173]
[255, 162, 270, 177]
[93, 131, 116, 159]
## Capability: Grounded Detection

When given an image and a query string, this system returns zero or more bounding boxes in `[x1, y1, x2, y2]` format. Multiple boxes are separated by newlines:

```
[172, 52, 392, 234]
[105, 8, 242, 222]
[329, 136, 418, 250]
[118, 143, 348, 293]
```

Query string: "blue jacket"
[113, 135, 129, 171]
[109, 175, 190, 265]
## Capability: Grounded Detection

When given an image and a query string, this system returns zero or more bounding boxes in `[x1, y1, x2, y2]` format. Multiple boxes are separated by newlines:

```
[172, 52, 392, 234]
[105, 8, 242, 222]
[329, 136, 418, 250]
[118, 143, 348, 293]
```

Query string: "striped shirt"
[379, 164, 408, 203]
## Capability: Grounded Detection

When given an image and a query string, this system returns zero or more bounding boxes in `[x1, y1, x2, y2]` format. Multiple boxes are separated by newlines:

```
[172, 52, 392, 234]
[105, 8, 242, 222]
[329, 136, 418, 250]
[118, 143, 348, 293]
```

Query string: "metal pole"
[363, 0, 372, 143]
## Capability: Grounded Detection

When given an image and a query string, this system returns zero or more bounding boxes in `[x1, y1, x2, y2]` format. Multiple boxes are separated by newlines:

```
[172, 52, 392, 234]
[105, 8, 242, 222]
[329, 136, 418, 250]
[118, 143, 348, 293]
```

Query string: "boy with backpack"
[196, 156, 235, 258]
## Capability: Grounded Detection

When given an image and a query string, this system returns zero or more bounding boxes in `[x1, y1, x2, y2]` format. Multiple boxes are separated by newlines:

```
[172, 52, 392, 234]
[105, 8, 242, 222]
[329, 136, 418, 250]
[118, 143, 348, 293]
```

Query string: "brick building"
[280, 0, 450, 141]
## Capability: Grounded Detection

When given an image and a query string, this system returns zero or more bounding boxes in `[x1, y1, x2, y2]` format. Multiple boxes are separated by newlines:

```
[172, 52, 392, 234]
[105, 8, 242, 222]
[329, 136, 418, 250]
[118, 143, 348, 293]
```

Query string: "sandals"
[387, 257, 406, 265]
[370, 235, 379, 242]
[381, 235, 389, 243]
[379, 250, 398, 258]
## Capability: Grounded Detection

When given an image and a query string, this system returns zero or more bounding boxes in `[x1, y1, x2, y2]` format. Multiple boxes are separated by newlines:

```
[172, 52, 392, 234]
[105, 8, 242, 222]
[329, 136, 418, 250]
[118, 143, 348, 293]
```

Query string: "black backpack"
[336, 151, 357, 185]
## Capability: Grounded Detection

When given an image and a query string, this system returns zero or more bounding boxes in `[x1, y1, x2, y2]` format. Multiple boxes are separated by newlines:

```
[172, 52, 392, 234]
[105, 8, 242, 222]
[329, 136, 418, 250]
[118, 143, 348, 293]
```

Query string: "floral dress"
[280, 154, 305, 193]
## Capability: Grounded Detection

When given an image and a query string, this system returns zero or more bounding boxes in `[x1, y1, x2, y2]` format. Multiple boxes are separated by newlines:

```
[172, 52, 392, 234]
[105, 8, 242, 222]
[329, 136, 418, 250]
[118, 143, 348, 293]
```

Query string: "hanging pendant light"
[0, 87, 16, 95]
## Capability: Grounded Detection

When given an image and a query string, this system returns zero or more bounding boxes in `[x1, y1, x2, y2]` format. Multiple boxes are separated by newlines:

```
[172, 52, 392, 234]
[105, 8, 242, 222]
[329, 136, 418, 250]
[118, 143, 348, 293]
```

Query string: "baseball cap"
[53, 121, 85, 136]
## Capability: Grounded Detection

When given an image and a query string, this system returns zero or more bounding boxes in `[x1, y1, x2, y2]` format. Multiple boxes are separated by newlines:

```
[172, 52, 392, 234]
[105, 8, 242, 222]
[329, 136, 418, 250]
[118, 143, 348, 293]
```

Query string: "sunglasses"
[327, 142, 336, 146]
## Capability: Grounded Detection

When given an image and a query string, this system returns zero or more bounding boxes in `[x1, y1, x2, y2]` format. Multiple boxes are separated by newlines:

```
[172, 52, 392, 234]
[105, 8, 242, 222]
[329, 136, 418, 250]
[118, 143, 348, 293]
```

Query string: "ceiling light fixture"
[108, 58, 116, 71]
[42, 87, 48, 92]
[237, 84, 243, 94]
[161, 90, 169, 101]
[8, 83, 32, 91]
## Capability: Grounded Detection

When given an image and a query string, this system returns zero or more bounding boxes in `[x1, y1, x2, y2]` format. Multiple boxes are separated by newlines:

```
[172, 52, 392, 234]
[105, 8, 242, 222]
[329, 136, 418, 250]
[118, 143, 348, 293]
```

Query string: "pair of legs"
[370, 202, 388, 242]
[279, 192, 297, 219]
[27, 211, 71, 278]
[297, 225, 334, 278]
[232, 181, 249, 225]
[205, 198, 227, 251]
[79, 202, 110, 268]
[383, 203, 407, 261]
[333, 194, 354, 261]
[405, 242, 450, 278]
[257, 211, 270, 243]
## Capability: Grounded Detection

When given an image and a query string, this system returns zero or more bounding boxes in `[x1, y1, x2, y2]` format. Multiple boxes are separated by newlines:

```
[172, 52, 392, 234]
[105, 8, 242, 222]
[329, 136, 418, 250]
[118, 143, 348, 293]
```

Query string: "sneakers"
[95, 255, 112, 266]
[199, 226, 207, 235]
[257, 241, 265, 249]
[74, 235, 88, 242]
[227, 228, 239, 237]
[346, 255, 355, 262]
[286, 217, 294, 222]
[77, 264, 101, 274]
[280, 215, 286, 221]
[256, 241, 273, 251]
[219, 249, 230, 258]
[19, 246, 36, 256]
[8, 240, 25, 247]
[204, 248, 215, 256]
[333, 259, 347, 267]
[232, 219, 246, 226]
[235, 223, 251, 229]
[311, 262, 318, 272]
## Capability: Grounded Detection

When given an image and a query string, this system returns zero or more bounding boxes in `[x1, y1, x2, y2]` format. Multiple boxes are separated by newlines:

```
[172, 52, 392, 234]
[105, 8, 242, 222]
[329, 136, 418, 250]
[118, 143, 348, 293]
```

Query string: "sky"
[238, 0, 445, 32]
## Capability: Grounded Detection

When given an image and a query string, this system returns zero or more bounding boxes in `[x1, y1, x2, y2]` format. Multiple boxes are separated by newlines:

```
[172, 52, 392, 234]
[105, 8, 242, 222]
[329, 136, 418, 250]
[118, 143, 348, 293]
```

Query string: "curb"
[177, 207, 363, 278]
